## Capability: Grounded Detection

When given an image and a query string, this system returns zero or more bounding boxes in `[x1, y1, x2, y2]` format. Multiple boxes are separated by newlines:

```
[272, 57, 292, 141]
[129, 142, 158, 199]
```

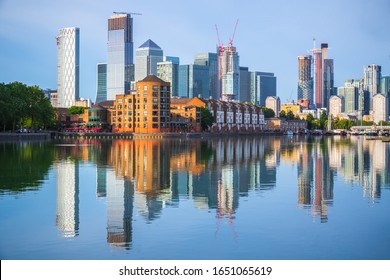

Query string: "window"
[152, 85, 158, 90]
[128, 99, 132, 103]
[118, 99, 122, 103]
[152, 117, 158, 122]
[144, 111, 148, 116]
[152, 124, 158, 128]
[143, 123, 147, 128]
[143, 85, 148, 90]
[152, 92, 158, 97]
[153, 98, 158, 103]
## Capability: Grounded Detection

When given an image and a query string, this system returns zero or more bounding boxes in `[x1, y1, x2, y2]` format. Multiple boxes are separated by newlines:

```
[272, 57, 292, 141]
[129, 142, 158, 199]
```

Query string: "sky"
[1, 0, 390, 103]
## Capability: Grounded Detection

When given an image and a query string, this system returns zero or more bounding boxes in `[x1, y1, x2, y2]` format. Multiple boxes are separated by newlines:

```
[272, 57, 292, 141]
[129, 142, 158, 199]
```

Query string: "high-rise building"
[178, 64, 209, 99]
[329, 95, 343, 117]
[372, 93, 389, 124]
[157, 56, 179, 97]
[56, 27, 79, 108]
[194, 53, 219, 99]
[338, 86, 358, 114]
[250, 72, 277, 106]
[239, 67, 251, 102]
[107, 13, 134, 100]
[313, 43, 334, 109]
[297, 55, 313, 103]
[219, 45, 239, 101]
[95, 63, 107, 103]
[135, 39, 163, 82]
[363, 64, 381, 110]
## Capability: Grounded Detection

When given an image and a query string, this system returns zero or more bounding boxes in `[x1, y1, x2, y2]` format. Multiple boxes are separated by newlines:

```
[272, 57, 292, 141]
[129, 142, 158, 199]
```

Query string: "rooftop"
[138, 39, 161, 50]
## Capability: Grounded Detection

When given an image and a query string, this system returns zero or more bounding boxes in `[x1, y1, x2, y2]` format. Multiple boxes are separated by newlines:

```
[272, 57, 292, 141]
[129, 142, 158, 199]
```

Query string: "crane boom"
[113, 11, 142, 16]
[229, 19, 239, 46]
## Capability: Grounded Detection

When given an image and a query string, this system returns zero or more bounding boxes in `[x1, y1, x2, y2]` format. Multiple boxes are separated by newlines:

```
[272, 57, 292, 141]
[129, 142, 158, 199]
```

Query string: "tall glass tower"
[297, 55, 313, 102]
[107, 13, 134, 100]
[56, 27, 79, 108]
[219, 45, 239, 101]
[95, 63, 107, 104]
[135, 39, 163, 82]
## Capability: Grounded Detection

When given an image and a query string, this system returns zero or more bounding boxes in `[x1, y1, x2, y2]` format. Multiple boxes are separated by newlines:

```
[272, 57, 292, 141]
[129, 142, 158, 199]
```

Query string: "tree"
[262, 107, 275, 118]
[311, 119, 321, 129]
[279, 110, 286, 118]
[286, 110, 295, 120]
[320, 111, 327, 129]
[200, 107, 214, 131]
[67, 106, 86, 115]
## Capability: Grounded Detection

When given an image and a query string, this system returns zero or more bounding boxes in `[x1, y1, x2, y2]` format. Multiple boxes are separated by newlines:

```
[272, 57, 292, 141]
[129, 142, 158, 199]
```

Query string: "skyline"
[1, 0, 390, 103]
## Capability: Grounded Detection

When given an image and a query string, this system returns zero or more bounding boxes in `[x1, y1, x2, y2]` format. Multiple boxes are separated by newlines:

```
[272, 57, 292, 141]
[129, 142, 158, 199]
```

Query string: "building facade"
[96, 63, 107, 103]
[329, 95, 343, 117]
[178, 64, 210, 99]
[194, 53, 219, 99]
[239, 67, 251, 102]
[338, 86, 358, 115]
[313, 43, 334, 109]
[250, 72, 277, 106]
[265, 96, 281, 117]
[157, 59, 179, 97]
[297, 55, 313, 103]
[107, 13, 134, 100]
[135, 39, 163, 82]
[57, 27, 79, 108]
[364, 64, 381, 110]
[219, 46, 239, 101]
[372, 93, 389, 124]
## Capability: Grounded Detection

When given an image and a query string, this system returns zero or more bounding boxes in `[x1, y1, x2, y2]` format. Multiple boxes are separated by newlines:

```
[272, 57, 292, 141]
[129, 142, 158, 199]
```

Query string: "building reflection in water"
[55, 146, 80, 238]
[53, 136, 390, 245]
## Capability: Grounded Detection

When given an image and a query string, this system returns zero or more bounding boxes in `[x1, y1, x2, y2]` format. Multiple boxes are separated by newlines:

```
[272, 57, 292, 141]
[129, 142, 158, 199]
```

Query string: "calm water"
[0, 136, 389, 260]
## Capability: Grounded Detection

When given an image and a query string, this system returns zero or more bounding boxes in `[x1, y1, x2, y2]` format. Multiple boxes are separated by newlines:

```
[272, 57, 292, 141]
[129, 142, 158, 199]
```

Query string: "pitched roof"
[138, 39, 161, 49]
[140, 74, 169, 85]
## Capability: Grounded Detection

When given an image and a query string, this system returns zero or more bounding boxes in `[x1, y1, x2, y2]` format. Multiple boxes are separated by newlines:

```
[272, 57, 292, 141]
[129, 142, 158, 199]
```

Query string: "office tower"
[381, 76, 390, 114]
[178, 64, 210, 98]
[157, 56, 179, 97]
[56, 27, 79, 108]
[194, 53, 219, 99]
[95, 63, 107, 103]
[265, 96, 281, 117]
[107, 13, 134, 100]
[239, 67, 251, 102]
[219, 46, 239, 101]
[313, 43, 334, 109]
[338, 86, 358, 114]
[56, 160, 79, 238]
[297, 55, 313, 103]
[135, 39, 163, 82]
[329, 95, 343, 117]
[250, 72, 277, 106]
[372, 93, 389, 124]
[363, 64, 381, 110]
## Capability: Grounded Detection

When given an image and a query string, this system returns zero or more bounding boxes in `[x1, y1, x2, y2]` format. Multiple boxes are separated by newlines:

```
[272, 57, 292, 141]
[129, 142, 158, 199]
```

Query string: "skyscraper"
[239, 67, 251, 102]
[56, 27, 79, 108]
[297, 55, 313, 103]
[194, 53, 219, 99]
[95, 63, 107, 104]
[250, 72, 277, 106]
[219, 45, 239, 101]
[135, 39, 163, 82]
[107, 13, 134, 100]
[364, 64, 382, 110]
[178, 64, 209, 98]
[157, 56, 179, 97]
[313, 43, 334, 109]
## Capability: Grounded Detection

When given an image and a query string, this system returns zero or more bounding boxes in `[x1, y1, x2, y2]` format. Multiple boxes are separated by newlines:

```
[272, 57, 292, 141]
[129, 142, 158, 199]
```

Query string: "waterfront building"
[250, 72, 277, 106]
[265, 96, 281, 117]
[372, 93, 389, 124]
[96, 63, 107, 103]
[178, 64, 210, 99]
[239, 67, 251, 102]
[50, 91, 58, 108]
[135, 39, 163, 82]
[338, 86, 358, 115]
[194, 53, 219, 99]
[281, 102, 301, 116]
[313, 43, 334, 109]
[297, 55, 313, 103]
[157, 60, 179, 97]
[107, 13, 134, 100]
[56, 27, 79, 108]
[219, 45, 239, 101]
[363, 64, 381, 110]
[329, 95, 343, 117]
[170, 98, 201, 132]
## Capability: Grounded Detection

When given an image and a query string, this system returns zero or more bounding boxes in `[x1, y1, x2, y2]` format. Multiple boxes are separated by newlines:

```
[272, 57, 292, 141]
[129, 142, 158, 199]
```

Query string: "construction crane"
[228, 19, 239, 47]
[113, 11, 142, 16]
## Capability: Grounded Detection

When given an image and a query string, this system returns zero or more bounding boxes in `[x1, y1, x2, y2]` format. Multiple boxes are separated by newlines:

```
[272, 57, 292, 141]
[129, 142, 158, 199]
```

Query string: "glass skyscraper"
[178, 64, 209, 98]
[219, 46, 239, 101]
[250, 72, 276, 106]
[135, 39, 163, 82]
[194, 53, 219, 99]
[56, 27, 79, 108]
[107, 13, 134, 100]
[95, 63, 107, 104]
[297, 55, 313, 102]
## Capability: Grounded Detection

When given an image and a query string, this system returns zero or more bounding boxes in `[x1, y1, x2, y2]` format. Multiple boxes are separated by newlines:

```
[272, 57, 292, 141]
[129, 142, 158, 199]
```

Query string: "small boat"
[285, 130, 294, 136]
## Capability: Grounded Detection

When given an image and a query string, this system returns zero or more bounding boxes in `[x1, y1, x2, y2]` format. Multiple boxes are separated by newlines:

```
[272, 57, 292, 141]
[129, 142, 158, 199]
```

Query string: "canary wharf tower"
[107, 13, 134, 100]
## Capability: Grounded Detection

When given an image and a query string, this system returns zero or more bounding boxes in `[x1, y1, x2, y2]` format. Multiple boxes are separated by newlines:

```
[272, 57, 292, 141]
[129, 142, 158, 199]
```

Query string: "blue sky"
[1, 0, 389, 103]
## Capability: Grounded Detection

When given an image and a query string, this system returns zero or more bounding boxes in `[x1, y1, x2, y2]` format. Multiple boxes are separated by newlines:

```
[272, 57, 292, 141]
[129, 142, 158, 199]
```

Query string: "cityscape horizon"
[1, 0, 389, 104]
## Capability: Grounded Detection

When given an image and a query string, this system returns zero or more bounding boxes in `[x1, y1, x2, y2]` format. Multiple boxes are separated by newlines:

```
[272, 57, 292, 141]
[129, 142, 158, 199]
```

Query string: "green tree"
[286, 110, 295, 120]
[311, 119, 321, 129]
[320, 111, 327, 129]
[200, 107, 214, 131]
[67, 106, 86, 115]
[306, 113, 314, 130]
[279, 110, 286, 118]
[262, 107, 275, 118]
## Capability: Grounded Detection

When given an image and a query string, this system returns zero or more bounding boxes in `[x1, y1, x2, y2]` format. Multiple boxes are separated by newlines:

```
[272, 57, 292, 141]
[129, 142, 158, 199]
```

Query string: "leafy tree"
[311, 119, 321, 129]
[320, 111, 327, 129]
[200, 107, 214, 131]
[286, 110, 295, 120]
[279, 110, 286, 118]
[306, 113, 314, 130]
[67, 106, 86, 115]
[262, 107, 275, 118]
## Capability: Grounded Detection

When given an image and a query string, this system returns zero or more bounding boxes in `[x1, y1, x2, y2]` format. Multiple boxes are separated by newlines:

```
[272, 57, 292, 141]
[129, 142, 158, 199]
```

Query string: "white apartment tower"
[56, 27, 79, 108]
[219, 45, 239, 101]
